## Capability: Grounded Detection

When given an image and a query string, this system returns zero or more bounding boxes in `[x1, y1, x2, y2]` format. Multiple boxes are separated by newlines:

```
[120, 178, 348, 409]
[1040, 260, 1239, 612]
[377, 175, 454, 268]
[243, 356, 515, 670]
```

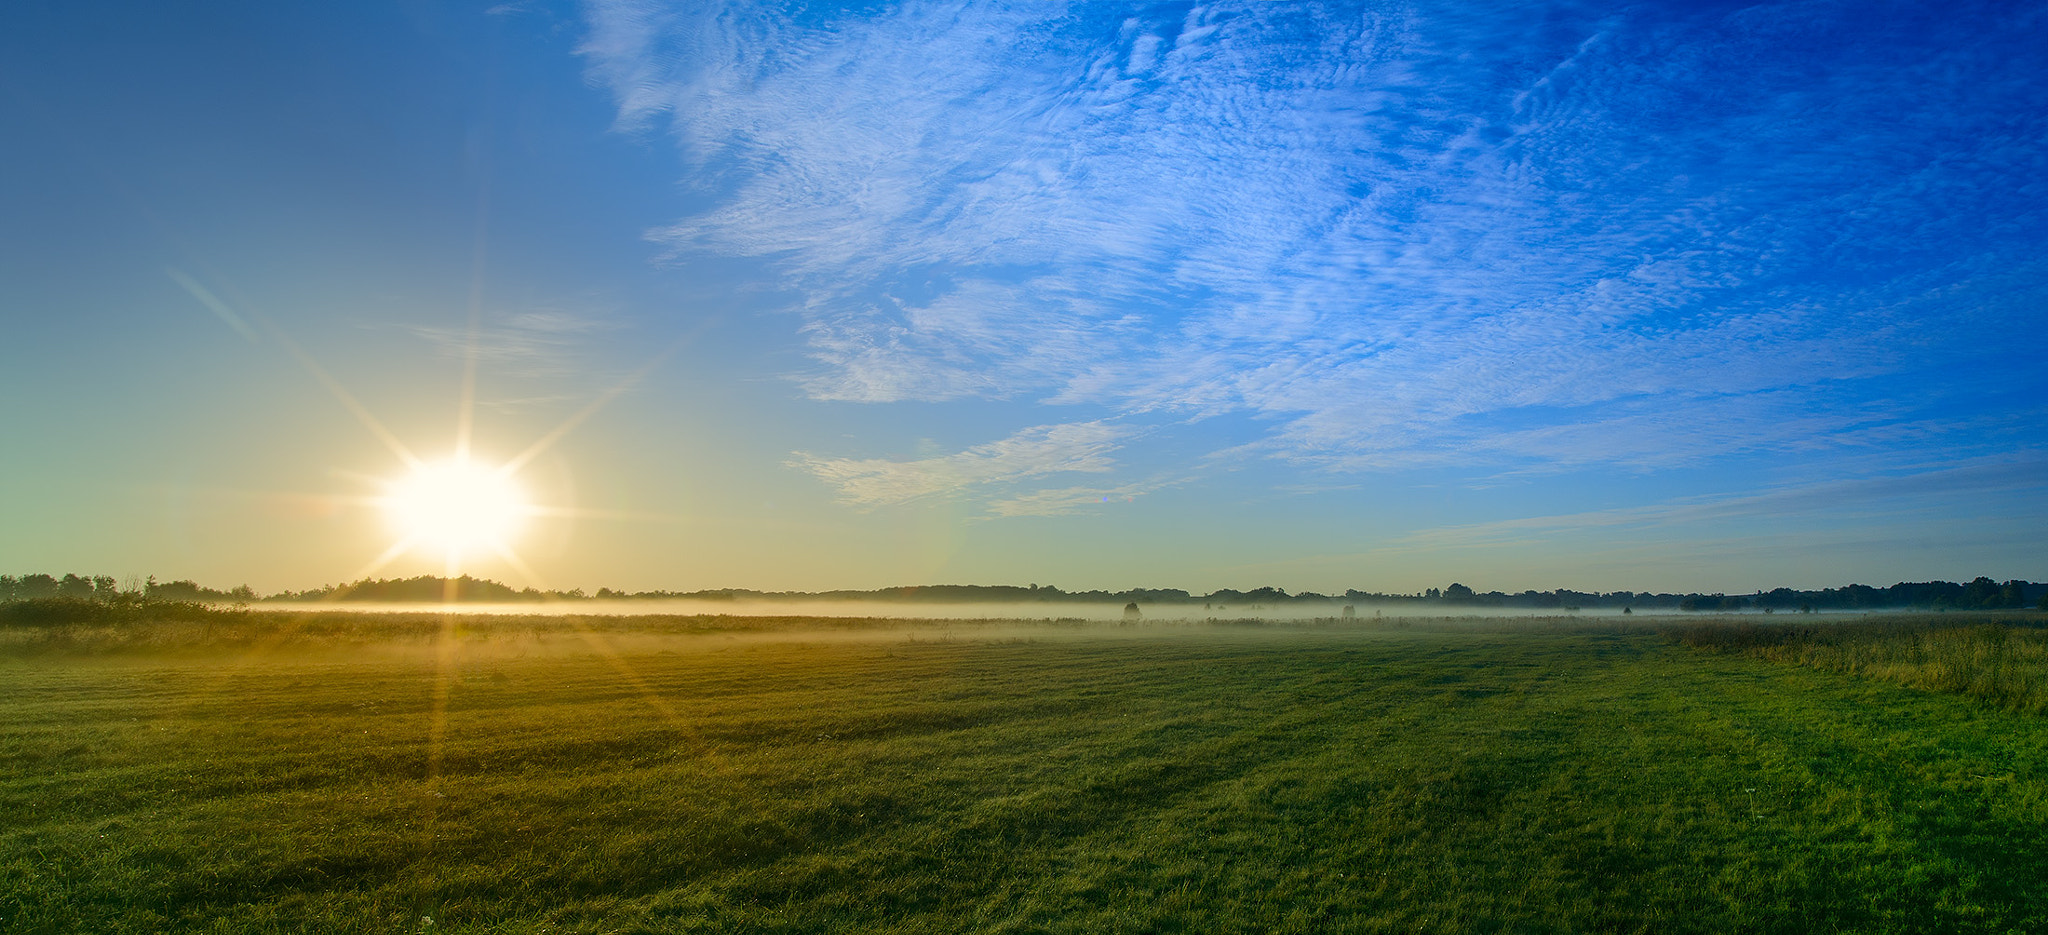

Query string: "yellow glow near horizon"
[381, 457, 531, 562]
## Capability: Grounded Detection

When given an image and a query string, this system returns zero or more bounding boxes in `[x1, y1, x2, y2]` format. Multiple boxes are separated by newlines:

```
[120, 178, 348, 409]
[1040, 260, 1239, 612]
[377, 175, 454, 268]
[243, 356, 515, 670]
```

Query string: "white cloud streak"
[985, 477, 1182, 518]
[792, 422, 1126, 507]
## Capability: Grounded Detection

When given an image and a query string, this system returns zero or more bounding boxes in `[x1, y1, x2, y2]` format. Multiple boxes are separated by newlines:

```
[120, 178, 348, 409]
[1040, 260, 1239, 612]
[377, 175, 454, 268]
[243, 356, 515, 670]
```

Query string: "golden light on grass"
[380, 457, 532, 566]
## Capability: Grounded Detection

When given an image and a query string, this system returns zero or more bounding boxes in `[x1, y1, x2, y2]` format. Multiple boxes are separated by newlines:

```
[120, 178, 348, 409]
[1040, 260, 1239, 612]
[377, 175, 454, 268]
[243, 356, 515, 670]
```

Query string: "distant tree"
[92, 575, 119, 601]
[1679, 594, 1747, 611]
[1964, 576, 2003, 609]
[1122, 588, 1192, 602]
[1443, 583, 1475, 602]
[57, 574, 94, 598]
[1122, 602, 1141, 621]
[148, 579, 209, 601]
[1846, 584, 1883, 607]
[1520, 589, 1561, 608]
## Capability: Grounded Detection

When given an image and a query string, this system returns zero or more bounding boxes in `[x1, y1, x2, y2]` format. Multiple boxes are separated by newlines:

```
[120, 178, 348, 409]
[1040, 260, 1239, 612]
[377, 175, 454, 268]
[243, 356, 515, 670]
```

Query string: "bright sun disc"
[383, 458, 530, 555]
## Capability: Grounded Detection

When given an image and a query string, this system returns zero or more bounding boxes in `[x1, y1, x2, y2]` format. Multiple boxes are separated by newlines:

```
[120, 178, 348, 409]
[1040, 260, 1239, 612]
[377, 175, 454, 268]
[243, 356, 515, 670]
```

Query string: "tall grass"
[1673, 613, 2048, 715]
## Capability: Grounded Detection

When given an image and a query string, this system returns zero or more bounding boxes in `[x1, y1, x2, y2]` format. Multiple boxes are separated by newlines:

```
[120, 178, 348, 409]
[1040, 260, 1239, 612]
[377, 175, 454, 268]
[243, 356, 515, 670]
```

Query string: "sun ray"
[484, 541, 721, 756]
[342, 537, 421, 594]
[166, 268, 422, 471]
[454, 229, 486, 464]
[454, 56, 497, 464]
[271, 330, 424, 472]
[454, 345, 479, 464]
[423, 602, 459, 828]
[499, 329, 706, 475]
[484, 541, 546, 593]
[165, 267, 260, 343]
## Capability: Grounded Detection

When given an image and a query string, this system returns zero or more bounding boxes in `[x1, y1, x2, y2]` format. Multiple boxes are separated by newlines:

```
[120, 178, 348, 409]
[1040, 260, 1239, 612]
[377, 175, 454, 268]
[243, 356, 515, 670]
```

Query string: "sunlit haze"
[2, 1, 2041, 596]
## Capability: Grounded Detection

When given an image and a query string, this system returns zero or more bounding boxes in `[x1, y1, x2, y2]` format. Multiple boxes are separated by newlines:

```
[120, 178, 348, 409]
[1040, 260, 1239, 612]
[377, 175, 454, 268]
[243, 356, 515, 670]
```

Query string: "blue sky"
[2, 0, 2043, 594]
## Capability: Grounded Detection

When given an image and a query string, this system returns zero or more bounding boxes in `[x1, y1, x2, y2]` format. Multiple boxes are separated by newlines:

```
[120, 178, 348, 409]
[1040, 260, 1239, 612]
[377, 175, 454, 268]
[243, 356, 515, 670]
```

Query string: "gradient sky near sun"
[3, 0, 2044, 596]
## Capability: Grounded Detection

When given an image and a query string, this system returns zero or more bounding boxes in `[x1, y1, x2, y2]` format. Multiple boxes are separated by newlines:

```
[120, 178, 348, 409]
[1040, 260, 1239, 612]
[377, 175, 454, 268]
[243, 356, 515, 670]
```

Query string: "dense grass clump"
[3, 616, 2046, 933]
[1673, 613, 2048, 715]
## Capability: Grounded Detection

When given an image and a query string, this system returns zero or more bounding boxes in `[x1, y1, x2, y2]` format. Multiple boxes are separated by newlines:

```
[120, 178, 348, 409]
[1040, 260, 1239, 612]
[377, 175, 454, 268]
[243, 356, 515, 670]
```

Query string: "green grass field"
[3, 610, 2045, 933]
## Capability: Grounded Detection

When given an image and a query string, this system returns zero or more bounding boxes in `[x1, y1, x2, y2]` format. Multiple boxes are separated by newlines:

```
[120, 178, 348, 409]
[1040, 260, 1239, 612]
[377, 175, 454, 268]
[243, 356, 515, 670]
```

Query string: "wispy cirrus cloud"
[1387, 455, 2048, 553]
[410, 310, 612, 375]
[986, 477, 1183, 518]
[582, 0, 2048, 504]
[407, 309, 622, 412]
[792, 421, 1126, 507]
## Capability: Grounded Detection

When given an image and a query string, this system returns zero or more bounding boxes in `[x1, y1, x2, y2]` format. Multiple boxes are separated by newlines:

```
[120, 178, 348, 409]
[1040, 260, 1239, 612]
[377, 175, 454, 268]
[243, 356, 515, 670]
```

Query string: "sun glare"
[382, 457, 531, 559]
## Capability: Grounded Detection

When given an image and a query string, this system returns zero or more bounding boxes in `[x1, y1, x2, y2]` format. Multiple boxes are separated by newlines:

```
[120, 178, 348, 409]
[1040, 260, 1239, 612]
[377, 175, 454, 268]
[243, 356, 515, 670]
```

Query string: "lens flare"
[382, 457, 530, 557]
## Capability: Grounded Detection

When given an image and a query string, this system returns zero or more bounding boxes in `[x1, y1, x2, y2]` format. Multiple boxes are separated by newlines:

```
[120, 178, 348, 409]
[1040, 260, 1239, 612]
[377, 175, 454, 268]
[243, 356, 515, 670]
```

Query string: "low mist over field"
[266, 599, 1636, 622]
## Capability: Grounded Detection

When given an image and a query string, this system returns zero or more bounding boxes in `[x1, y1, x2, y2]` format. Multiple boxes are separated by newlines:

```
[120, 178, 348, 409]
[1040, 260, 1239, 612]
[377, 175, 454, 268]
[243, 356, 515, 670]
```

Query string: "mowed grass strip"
[2, 625, 2045, 933]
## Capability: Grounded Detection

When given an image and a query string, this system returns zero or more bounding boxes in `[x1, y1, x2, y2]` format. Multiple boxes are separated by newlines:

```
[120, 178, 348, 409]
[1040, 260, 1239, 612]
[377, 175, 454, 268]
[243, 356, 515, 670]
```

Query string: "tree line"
[3, 572, 2042, 611]
[1409, 578, 2042, 612]
[0, 574, 256, 604]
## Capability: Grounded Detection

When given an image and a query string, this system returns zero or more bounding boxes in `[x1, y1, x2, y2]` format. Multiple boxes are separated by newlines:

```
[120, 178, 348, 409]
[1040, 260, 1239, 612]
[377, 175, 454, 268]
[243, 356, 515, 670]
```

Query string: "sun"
[380, 457, 531, 561]
[178, 263, 680, 587]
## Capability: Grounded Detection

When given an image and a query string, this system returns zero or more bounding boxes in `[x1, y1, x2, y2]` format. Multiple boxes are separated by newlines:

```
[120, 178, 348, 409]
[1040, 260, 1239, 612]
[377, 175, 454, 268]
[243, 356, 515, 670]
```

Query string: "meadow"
[2, 605, 2045, 933]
